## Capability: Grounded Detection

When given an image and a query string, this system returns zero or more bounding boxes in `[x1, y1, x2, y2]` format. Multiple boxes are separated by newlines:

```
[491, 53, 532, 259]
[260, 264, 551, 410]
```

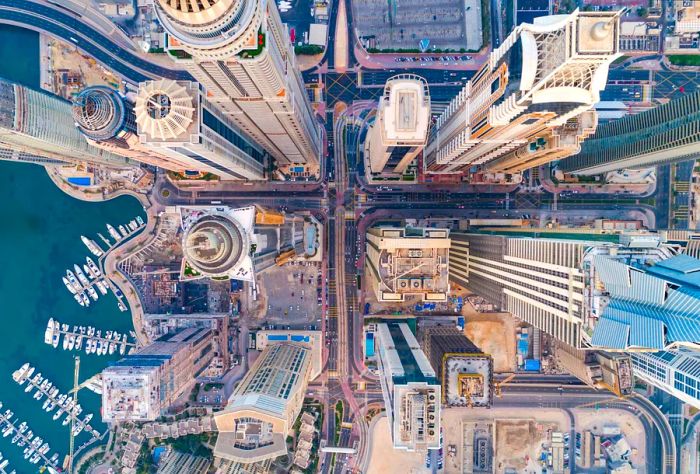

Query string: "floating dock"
[0, 402, 61, 471]
[44, 319, 136, 356]
[12, 364, 100, 439]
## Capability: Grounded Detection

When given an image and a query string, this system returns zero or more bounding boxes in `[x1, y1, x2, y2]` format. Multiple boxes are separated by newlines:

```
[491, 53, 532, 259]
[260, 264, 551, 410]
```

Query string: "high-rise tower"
[154, 0, 322, 167]
[425, 10, 620, 176]
[134, 79, 267, 179]
[0, 78, 133, 167]
[558, 90, 700, 175]
[367, 74, 431, 175]
[72, 86, 202, 172]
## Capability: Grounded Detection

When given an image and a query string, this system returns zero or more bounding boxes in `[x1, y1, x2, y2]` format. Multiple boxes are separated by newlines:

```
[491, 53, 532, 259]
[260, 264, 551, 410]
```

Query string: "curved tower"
[154, 0, 322, 168]
[73, 86, 133, 145]
[425, 9, 621, 176]
[134, 80, 196, 141]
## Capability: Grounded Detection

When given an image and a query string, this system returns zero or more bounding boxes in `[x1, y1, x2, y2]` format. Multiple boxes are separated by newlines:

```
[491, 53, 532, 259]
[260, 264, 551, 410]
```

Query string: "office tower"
[135, 79, 266, 180]
[554, 342, 633, 397]
[0, 77, 133, 167]
[101, 327, 215, 422]
[73, 85, 208, 172]
[179, 205, 304, 281]
[365, 227, 450, 302]
[631, 350, 700, 409]
[421, 326, 493, 407]
[367, 74, 431, 175]
[154, 0, 322, 167]
[425, 10, 620, 175]
[449, 231, 700, 351]
[558, 91, 700, 175]
[214, 342, 312, 463]
[375, 321, 440, 451]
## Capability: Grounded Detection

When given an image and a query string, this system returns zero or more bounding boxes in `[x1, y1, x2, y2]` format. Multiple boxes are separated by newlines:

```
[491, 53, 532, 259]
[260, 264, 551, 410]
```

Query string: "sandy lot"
[463, 310, 517, 373]
[441, 407, 570, 474]
[574, 408, 646, 472]
[367, 416, 430, 474]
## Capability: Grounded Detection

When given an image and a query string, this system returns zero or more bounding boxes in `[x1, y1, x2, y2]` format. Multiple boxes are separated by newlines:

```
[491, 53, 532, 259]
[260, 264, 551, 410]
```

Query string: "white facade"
[632, 350, 700, 409]
[375, 322, 441, 451]
[368, 74, 431, 174]
[425, 10, 620, 175]
[155, 0, 322, 166]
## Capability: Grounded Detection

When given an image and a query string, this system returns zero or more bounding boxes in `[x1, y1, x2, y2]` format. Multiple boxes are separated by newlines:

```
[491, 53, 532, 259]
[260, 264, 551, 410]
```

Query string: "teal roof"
[591, 254, 700, 350]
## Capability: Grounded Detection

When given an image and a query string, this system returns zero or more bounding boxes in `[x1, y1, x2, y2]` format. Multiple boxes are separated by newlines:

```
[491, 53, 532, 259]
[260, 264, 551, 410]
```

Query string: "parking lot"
[258, 261, 322, 326]
[354, 0, 482, 51]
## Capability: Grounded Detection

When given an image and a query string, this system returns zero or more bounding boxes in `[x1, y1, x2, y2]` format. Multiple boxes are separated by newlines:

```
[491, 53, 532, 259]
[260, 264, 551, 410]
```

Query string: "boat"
[118, 225, 129, 238]
[75, 332, 83, 351]
[84, 339, 92, 355]
[136, 216, 144, 226]
[68, 334, 76, 351]
[87, 286, 99, 301]
[95, 280, 108, 295]
[81, 293, 90, 307]
[62, 333, 69, 350]
[81, 236, 103, 257]
[117, 301, 127, 312]
[88, 327, 95, 337]
[74, 265, 89, 286]
[12, 363, 30, 384]
[83, 264, 96, 280]
[2, 425, 12, 438]
[108, 341, 116, 354]
[128, 220, 137, 231]
[50, 453, 59, 463]
[62, 277, 76, 294]
[119, 338, 126, 355]
[86, 257, 101, 277]
[41, 398, 50, 411]
[106, 224, 121, 242]
[73, 293, 85, 307]
[66, 270, 81, 292]
[30, 453, 41, 464]
[39, 442, 50, 454]
[44, 320, 53, 345]
[0, 460, 8, 470]
[52, 407, 64, 421]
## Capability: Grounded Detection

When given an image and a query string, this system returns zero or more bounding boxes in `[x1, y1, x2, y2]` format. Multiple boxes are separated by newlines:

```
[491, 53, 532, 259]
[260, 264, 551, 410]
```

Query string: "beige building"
[101, 327, 215, 422]
[214, 342, 312, 463]
[425, 10, 621, 176]
[367, 74, 431, 175]
[154, 0, 322, 167]
[366, 227, 450, 302]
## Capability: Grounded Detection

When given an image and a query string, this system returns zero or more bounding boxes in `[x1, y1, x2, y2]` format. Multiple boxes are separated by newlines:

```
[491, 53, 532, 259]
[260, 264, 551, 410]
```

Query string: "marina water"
[0, 25, 145, 471]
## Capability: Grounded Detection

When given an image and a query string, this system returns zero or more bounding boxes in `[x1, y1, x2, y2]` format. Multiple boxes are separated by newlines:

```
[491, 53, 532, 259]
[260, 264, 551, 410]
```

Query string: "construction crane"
[67, 356, 80, 473]
[494, 373, 516, 398]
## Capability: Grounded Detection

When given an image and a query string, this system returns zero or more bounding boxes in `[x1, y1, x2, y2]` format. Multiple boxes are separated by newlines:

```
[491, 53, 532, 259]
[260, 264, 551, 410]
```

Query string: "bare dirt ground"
[463, 310, 517, 373]
[367, 416, 430, 474]
[573, 408, 647, 472]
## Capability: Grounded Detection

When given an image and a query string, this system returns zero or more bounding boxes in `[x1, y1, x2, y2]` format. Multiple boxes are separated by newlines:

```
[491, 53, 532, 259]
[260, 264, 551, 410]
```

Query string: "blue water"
[0, 25, 146, 471]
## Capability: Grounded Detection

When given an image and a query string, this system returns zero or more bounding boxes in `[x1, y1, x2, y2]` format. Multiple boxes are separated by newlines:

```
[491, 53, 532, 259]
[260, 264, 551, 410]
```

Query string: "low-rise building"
[366, 226, 450, 302]
[375, 321, 440, 451]
[102, 327, 215, 422]
[213, 342, 312, 463]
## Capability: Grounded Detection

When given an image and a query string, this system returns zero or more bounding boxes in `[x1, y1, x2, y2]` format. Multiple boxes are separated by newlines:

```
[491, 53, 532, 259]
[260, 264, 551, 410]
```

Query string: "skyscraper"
[448, 231, 700, 352]
[101, 327, 215, 422]
[178, 205, 305, 282]
[367, 74, 431, 175]
[365, 226, 450, 302]
[213, 341, 312, 463]
[154, 0, 322, 167]
[72, 85, 201, 172]
[0, 78, 133, 167]
[558, 90, 700, 175]
[135, 79, 267, 180]
[375, 321, 440, 451]
[425, 10, 620, 176]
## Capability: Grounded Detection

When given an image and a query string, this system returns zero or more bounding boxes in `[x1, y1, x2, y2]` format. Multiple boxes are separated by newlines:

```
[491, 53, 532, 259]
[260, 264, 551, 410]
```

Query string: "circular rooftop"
[72, 87, 126, 141]
[183, 214, 248, 277]
[157, 0, 235, 26]
[134, 80, 195, 141]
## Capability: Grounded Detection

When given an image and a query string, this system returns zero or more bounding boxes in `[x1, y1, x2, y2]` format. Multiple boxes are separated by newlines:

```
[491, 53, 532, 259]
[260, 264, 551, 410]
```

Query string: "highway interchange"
[1, 1, 695, 472]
